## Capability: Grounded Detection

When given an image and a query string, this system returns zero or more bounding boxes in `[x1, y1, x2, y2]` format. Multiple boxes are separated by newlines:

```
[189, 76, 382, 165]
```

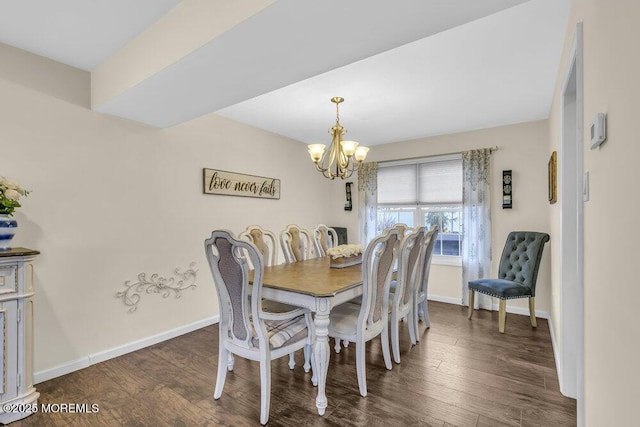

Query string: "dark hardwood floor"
[15, 302, 576, 426]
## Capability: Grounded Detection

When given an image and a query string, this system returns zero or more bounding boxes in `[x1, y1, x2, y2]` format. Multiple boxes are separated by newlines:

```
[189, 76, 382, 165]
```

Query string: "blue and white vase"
[0, 214, 17, 250]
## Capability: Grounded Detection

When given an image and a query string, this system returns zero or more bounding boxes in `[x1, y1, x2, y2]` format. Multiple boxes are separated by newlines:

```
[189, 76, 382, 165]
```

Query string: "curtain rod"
[377, 146, 499, 166]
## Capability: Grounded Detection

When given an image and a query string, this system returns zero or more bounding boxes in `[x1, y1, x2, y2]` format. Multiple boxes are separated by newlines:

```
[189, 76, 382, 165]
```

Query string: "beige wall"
[339, 120, 552, 313]
[549, 0, 640, 424]
[0, 43, 336, 377]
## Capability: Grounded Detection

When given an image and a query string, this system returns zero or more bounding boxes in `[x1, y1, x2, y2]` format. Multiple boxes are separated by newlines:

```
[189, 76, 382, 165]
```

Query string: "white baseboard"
[33, 297, 553, 384]
[547, 314, 572, 398]
[427, 294, 460, 305]
[34, 315, 219, 384]
[490, 302, 550, 320]
[427, 293, 550, 319]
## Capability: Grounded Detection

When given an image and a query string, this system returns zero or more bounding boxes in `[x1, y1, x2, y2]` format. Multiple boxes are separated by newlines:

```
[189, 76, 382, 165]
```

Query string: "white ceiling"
[0, 0, 571, 146]
[0, 0, 181, 71]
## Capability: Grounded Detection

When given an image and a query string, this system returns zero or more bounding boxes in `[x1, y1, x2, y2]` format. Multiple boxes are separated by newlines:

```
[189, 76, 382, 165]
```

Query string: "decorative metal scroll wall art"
[116, 263, 198, 313]
[502, 170, 513, 209]
[203, 168, 280, 199]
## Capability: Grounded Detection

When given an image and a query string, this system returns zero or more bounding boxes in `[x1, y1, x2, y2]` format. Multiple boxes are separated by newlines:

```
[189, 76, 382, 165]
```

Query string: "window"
[377, 155, 462, 258]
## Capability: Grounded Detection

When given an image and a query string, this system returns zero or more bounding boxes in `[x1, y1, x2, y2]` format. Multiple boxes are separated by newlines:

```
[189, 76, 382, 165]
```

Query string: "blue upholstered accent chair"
[467, 231, 550, 333]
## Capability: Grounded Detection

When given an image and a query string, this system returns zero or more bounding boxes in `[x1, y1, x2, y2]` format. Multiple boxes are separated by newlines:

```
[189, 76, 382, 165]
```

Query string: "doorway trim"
[559, 22, 584, 425]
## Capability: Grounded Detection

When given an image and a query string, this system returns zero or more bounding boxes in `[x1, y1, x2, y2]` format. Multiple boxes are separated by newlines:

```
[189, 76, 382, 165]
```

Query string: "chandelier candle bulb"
[355, 146, 369, 162]
[340, 140, 359, 156]
[308, 144, 326, 162]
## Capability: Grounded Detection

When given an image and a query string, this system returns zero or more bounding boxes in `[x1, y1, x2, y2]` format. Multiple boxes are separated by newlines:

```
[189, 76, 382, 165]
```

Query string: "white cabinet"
[0, 248, 39, 424]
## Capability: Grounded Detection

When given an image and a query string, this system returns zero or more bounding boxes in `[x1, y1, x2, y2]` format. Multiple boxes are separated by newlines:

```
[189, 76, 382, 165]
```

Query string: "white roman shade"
[378, 156, 462, 206]
[377, 165, 417, 204]
[418, 159, 462, 205]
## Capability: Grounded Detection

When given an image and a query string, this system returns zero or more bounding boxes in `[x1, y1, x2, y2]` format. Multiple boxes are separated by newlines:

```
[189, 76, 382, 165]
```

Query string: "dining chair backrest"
[361, 227, 401, 331]
[205, 230, 263, 349]
[239, 225, 279, 267]
[397, 223, 411, 235]
[417, 225, 439, 299]
[396, 226, 427, 308]
[313, 224, 338, 257]
[280, 224, 314, 263]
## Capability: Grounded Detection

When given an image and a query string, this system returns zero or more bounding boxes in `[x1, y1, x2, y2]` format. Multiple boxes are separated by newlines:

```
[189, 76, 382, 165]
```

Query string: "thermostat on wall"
[590, 113, 606, 149]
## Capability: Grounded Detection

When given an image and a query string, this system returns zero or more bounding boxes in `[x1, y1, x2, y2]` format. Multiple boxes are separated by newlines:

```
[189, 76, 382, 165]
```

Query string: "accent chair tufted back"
[497, 231, 550, 295]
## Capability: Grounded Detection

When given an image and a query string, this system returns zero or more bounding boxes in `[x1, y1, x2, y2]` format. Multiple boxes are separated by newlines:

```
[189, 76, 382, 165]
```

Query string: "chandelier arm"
[313, 159, 339, 180]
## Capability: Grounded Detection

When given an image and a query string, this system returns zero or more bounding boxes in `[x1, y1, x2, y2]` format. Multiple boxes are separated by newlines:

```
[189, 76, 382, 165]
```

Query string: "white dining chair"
[389, 226, 426, 363]
[313, 224, 339, 257]
[383, 223, 410, 236]
[412, 225, 439, 341]
[280, 224, 315, 263]
[327, 227, 400, 397]
[239, 225, 279, 267]
[239, 225, 312, 372]
[205, 230, 315, 425]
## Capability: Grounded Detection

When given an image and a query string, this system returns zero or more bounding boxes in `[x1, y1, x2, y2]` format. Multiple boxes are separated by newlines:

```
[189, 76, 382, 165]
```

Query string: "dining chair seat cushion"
[328, 303, 362, 336]
[252, 315, 308, 349]
[468, 278, 532, 300]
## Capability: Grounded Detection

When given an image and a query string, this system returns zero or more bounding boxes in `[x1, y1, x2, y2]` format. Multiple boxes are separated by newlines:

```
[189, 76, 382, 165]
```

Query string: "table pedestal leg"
[314, 298, 331, 415]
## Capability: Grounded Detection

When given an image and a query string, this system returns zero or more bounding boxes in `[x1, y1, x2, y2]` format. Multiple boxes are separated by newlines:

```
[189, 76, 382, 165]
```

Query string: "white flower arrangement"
[326, 244, 365, 260]
[0, 176, 29, 216]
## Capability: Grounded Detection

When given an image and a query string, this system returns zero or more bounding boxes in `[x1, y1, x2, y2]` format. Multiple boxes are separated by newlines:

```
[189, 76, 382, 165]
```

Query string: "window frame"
[377, 154, 463, 266]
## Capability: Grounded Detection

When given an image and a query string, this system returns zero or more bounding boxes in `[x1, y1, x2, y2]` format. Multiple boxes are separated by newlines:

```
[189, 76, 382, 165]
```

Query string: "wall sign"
[203, 168, 280, 199]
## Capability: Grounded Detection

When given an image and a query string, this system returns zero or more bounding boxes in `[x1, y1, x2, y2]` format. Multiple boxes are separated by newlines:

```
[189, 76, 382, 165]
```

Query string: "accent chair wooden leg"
[498, 299, 506, 333]
[529, 297, 537, 328]
[467, 290, 475, 319]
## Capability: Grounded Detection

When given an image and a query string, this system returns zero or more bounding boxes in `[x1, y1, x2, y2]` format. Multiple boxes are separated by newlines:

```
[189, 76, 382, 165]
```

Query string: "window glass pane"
[376, 208, 415, 235]
[423, 206, 462, 256]
[378, 165, 417, 204]
[418, 160, 462, 204]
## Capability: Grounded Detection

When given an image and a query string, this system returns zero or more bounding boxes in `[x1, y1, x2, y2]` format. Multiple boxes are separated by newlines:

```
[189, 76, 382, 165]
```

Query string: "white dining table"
[255, 256, 364, 415]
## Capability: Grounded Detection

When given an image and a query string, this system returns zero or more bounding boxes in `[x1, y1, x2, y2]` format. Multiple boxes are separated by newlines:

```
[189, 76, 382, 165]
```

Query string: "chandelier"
[307, 97, 369, 180]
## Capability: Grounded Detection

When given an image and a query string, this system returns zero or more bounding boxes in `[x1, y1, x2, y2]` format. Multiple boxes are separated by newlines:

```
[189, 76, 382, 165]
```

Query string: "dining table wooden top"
[251, 256, 364, 297]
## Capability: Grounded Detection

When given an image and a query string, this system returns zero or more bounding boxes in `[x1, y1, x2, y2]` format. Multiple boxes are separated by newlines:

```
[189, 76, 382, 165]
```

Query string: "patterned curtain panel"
[461, 149, 492, 310]
[357, 162, 378, 245]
